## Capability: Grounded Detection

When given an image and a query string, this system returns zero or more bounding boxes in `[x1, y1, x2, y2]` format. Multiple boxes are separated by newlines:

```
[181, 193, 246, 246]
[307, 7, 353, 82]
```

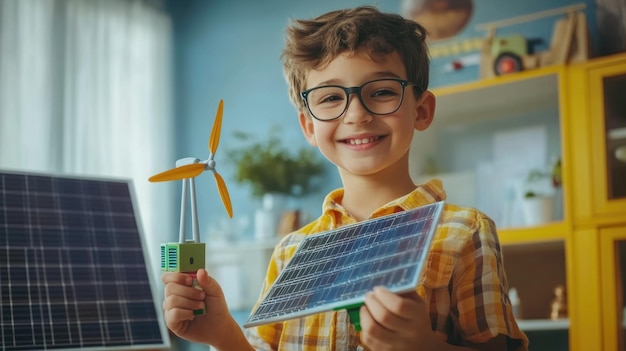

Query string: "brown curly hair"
[281, 5, 430, 113]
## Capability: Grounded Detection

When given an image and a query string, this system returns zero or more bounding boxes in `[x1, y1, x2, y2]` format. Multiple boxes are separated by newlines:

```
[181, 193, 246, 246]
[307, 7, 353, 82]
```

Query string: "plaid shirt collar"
[320, 179, 448, 221]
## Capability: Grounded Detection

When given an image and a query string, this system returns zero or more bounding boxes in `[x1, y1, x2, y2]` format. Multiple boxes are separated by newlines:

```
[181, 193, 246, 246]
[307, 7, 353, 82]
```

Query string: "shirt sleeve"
[451, 213, 528, 350]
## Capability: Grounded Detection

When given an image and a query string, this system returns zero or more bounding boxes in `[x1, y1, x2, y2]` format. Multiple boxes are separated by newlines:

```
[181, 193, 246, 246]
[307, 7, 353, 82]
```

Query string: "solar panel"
[244, 201, 443, 330]
[0, 171, 169, 351]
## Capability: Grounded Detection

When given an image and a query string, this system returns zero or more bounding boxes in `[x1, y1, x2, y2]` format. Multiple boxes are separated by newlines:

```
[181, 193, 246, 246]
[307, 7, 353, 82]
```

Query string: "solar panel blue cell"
[245, 201, 443, 329]
[0, 171, 169, 351]
[28, 176, 53, 192]
[50, 328, 72, 346]
[85, 197, 108, 212]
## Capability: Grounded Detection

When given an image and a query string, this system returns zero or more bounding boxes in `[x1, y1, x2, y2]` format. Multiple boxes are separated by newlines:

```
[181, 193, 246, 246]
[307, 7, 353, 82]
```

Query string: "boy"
[162, 6, 529, 351]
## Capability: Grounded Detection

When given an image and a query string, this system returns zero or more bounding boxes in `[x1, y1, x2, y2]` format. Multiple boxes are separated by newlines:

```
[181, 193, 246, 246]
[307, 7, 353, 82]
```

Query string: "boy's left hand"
[359, 286, 442, 351]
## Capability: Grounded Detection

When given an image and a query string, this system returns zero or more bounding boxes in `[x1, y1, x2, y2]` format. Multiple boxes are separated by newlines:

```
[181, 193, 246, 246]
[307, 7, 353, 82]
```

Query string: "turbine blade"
[209, 99, 224, 155]
[213, 171, 233, 218]
[149, 163, 205, 182]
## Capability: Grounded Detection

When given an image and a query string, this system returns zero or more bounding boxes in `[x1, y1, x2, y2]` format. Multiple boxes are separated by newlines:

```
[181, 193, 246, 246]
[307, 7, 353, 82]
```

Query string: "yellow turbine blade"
[208, 99, 224, 155]
[148, 163, 205, 182]
[213, 171, 233, 218]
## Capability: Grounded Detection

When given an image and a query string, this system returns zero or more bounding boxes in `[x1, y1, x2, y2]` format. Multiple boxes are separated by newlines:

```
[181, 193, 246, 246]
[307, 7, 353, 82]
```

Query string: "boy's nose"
[342, 95, 373, 124]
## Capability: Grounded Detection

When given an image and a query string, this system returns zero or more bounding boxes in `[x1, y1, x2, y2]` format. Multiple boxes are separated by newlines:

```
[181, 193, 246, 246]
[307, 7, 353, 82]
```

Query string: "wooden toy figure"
[149, 99, 233, 315]
[550, 284, 568, 320]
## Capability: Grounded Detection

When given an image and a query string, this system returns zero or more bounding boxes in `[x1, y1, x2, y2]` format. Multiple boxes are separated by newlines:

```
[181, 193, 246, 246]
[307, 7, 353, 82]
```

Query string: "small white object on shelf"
[517, 318, 569, 331]
[254, 193, 285, 240]
[509, 287, 522, 319]
[521, 195, 554, 226]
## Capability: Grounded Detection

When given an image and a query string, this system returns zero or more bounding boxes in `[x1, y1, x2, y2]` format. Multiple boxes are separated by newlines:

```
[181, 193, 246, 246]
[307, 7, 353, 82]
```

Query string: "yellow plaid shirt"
[245, 179, 529, 350]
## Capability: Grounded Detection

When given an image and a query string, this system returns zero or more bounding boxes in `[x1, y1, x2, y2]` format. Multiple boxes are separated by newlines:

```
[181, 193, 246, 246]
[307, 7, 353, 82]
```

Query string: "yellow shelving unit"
[568, 53, 626, 351]
[411, 65, 572, 350]
[600, 227, 626, 351]
[415, 52, 626, 350]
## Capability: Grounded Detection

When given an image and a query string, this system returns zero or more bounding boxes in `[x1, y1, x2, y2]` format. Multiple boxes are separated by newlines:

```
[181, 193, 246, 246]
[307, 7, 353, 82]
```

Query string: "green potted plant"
[226, 129, 326, 239]
[226, 130, 326, 198]
[520, 159, 561, 226]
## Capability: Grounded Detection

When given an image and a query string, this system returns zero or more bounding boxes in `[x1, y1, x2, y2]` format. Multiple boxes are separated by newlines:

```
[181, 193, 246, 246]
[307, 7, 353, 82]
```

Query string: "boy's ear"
[298, 112, 318, 147]
[414, 90, 436, 131]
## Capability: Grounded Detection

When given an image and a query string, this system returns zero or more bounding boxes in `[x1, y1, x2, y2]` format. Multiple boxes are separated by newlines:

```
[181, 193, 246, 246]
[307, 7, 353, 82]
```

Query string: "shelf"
[517, 318, 569, 331]
[432, 64, 564, 98]
[500, 236, 565, 253]
[498, 222, 568, 244]
[432, 66, 562, 126]
[501, 240, 566, 328]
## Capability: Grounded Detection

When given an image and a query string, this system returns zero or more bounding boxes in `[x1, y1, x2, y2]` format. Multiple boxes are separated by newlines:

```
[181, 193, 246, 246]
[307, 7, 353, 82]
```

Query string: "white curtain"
[0, 0, 175, 289]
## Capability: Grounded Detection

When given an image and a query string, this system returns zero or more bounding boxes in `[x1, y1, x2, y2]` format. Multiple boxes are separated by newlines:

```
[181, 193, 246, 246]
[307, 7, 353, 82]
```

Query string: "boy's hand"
[162, 269, 234, 347]
[359, 286, 443, 351]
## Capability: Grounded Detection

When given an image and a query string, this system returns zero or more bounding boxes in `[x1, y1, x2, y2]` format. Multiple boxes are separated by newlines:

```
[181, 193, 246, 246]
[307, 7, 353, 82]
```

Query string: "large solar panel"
[244, 201, 443, 329]
[0, 171, 169, 351]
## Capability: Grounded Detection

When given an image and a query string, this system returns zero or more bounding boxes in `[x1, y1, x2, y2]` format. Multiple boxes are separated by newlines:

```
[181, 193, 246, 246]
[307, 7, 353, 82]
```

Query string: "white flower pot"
[521, 195, 554, 226]
[254, 193, 287, 240]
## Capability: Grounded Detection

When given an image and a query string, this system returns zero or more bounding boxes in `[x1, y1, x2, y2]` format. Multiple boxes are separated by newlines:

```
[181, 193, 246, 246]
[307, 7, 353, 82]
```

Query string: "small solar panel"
[0, 171, 169, 351]
[244, 201, 443, 329]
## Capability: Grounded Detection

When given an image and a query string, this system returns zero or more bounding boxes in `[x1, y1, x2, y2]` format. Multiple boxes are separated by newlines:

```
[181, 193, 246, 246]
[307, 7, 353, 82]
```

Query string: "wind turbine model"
[149, 99, 232, 315]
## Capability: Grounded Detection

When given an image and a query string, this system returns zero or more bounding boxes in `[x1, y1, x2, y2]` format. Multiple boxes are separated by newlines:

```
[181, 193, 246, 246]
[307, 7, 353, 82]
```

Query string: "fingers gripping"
[188, 273, 206, 315]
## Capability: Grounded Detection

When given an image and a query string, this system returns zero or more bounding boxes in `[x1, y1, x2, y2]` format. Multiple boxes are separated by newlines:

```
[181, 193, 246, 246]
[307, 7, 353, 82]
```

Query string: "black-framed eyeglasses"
[300, 78, 421, 121]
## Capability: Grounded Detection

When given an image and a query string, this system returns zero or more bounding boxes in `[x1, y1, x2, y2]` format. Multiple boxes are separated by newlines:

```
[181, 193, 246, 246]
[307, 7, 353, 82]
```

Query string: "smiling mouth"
[344, 136, 381, 145]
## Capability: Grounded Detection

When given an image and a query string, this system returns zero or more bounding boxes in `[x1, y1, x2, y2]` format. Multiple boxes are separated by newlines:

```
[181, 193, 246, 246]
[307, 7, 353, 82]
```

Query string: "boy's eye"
[319, 94, 344, 104]
[370, 88, 398, 97]
[310, 88, 345, 106]
[365, 82, 402, 98]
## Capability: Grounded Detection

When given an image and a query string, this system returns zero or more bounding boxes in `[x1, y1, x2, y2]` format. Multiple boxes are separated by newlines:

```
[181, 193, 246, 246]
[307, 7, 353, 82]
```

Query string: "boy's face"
[298, 51, 434, 179]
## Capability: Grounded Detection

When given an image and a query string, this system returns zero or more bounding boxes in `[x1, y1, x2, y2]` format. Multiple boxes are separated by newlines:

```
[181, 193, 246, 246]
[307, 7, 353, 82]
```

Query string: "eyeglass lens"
[306, 79, 406, 120]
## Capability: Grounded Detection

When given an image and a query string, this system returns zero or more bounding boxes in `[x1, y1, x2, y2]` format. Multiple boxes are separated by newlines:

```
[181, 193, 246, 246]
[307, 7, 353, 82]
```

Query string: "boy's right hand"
[162, 268, 233, 346]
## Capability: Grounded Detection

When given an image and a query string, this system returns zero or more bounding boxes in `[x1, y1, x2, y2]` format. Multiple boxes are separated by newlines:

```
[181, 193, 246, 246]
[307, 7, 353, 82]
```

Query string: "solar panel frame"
[0, 170, 170, 351]
[244, 201, 443, 328]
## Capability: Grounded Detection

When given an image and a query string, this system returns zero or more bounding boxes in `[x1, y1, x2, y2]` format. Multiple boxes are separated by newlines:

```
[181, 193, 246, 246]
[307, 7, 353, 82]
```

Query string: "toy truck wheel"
[493, 53, 523, 75]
